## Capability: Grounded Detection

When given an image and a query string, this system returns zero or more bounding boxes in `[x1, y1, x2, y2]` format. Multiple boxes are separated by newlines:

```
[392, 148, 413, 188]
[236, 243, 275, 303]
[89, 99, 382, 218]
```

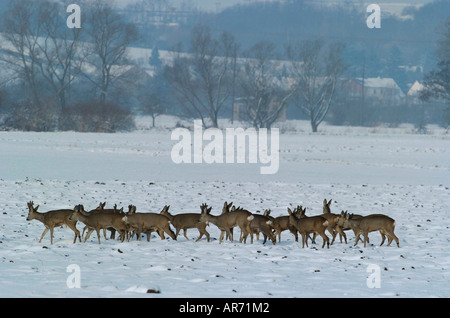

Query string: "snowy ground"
[0, 116, 449, 298]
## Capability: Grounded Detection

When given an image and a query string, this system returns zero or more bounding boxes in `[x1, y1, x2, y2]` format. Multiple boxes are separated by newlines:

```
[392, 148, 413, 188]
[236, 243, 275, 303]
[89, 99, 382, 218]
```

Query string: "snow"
[0, 116, 449, 298]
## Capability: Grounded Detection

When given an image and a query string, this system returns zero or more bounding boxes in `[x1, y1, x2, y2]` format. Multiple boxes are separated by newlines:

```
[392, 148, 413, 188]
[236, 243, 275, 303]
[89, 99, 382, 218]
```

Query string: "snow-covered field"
[0, 116, 449, 298]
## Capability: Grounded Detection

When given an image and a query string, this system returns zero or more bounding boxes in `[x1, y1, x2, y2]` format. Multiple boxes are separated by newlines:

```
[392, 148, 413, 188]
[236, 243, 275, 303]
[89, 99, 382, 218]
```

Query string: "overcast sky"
[116, 0, 436, 12]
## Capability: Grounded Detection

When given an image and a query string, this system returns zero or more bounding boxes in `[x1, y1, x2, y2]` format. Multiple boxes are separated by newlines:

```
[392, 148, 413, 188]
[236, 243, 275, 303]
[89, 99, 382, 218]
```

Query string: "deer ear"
[35, 205, 39, 211]
[287, 207, 292, 214]
[328, 199, 332, 205]
[207, 207, 212, 213]
[323, 199, 327, 205]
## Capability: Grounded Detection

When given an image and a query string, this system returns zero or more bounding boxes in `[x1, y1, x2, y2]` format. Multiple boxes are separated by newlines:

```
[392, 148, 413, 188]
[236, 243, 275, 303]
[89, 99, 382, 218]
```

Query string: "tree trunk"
[310, 117, 318, 133]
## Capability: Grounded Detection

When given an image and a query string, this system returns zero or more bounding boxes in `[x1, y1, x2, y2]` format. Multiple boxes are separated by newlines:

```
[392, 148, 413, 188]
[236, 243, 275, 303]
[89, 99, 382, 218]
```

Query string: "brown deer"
[69, 205, 128, 243]
[199, 202, 254, 244]
[26, 201, 81, 244]
[247, 210, 276, 245]
[271, 207, 301, 242]
[288, 207, 329, 248]
[339, 212, 399, 247]
[160, 205, 210, 242]
[80, 202, 125, 240]
[122, 205, 176, 241]
[336, 210, 366, 244]
[320, 198, 347, 244]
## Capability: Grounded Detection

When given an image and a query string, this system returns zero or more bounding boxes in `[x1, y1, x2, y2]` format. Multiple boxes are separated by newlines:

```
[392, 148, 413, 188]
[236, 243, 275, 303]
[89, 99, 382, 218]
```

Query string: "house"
[406, 80, 424, 104]
[342, 77, 405, 105]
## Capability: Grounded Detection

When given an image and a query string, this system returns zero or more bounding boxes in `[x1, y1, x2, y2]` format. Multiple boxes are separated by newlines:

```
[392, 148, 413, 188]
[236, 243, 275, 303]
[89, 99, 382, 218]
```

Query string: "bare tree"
[139, 90, 163, 128]
[1, 0, 85, 111]
[0, 0, 44, 107]
[83, 0, 138, 105]
[288, 40, 347, 132]
[165, 24, 238, 128]
[239, 41, 295, 129]
[36, 1, 84, 110]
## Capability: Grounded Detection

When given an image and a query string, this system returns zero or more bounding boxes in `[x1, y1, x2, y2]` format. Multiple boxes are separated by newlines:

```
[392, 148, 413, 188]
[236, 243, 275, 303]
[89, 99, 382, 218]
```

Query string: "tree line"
[0, 0, 137, 132]
[0, 0, 448, 132]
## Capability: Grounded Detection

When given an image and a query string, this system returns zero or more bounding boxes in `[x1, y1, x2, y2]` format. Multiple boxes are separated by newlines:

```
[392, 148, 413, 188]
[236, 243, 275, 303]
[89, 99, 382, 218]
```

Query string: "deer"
[79, 202, 126, 240]
[248, 210, 276, 245]
[160, 205, 210, 242]
[288, 207, 329, 248]
[199, 202, 254, 244]
[26, 201, 81, 244]
[80, 202, 108, 239]
[271, 208, 301, 242]
[69, 204, 129, 244]
[338, 212, 399, 248]
[85, 202, 125, 240]
[319, 198, 347, 245]
[121, 205, 176, 242]
[336, 210, 366, 243]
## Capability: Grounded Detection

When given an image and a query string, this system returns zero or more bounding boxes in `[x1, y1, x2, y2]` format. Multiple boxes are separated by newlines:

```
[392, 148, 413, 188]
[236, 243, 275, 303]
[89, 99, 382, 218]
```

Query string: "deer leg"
[183, 229, 189, 241]
[39, 227, 50, 243]
[354, 231, 362, 246]
[196, 227, 209, 242]
[68, 223, 81, 243]
[84, 228, 93, 242]
[363, 231, 369, 247]
[50, 227, 54, 245]
[311, 232, 317, 244]
[336, 226, 347, 244]
[388, 230, 400, 247]
[320, 231, 330, 248]
[301, 233, 307, 248]
[327, 226, 337, 245]
[95, 228, 101, 244]
[219, 230, 226, 244]
[379, 231, 386, 246]
[82, 226, 88, 239]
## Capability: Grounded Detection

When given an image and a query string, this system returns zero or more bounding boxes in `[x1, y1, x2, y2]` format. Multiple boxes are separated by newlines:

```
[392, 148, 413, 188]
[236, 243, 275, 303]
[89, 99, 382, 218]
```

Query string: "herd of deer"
[25, 199, 400, 248]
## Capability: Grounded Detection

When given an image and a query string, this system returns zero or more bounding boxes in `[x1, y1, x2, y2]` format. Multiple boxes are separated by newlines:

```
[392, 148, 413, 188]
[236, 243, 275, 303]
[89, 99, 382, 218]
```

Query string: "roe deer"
[80, 202, 125, 240]
[122, 205, 176, 241]
[199, 202, 254, 244]
[160, 205, 210, 242]
[248, 211, 276, 245]
[336, 210, 366, 244]
[320, 198, 347, 244]
[271, 208, 301, 242]
[26, 201, 81, 244]
[288, 207, 329, 248]
[92, 202, 124, 239]
[69, 205, 128, 243]
[339, 212, 399, 247]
